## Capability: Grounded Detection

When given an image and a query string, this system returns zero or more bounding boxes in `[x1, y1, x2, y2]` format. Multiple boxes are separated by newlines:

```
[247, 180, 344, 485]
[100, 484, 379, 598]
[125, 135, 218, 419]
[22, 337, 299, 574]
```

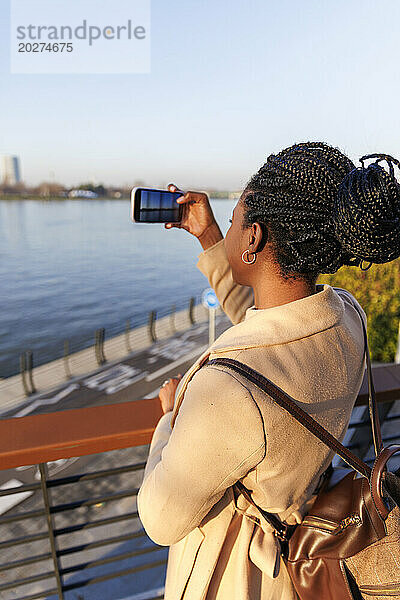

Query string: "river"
[0, 198, 235, 378]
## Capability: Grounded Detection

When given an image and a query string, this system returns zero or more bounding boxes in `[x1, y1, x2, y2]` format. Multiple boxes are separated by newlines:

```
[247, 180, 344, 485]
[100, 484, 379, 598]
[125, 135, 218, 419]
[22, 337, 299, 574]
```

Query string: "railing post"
[395, 319, 400, 363]
[170, 304, 176, 334]
[20, 352, 31, 396]
[38, 462, 65, 599]
[125, 319, 132, 353]
[208, 307, 216, 346]
[27, 350, 37, 394]
[148, 311, 157, 342]
[20, 350, 36, 396]
[95, 328, 106, 365]
[95, 330, 101, 365]
[188, 297, 195, 325]
[63, 340, 72, 379]
[100, 328, 106, 363]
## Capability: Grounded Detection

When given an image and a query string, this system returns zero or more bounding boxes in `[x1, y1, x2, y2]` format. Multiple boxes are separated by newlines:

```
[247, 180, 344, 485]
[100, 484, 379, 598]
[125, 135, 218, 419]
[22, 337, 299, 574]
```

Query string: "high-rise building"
[1, 155, 21, 185]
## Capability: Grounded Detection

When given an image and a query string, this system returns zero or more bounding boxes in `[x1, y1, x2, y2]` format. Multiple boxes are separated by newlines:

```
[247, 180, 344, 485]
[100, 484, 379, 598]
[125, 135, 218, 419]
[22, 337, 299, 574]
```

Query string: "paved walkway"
[0, 304, 228, 418]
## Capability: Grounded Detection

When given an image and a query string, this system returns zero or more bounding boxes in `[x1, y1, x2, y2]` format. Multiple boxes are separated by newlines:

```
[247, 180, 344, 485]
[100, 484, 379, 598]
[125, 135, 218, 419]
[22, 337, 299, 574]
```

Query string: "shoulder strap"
[234, 479, 297, 542]
[205, 357, 372, 478]
[351, 302, 382, 455]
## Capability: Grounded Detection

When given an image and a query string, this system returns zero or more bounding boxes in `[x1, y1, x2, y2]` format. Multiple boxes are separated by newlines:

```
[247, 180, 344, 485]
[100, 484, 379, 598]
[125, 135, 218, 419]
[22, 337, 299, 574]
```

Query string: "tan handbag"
[205, 307, 400, 600]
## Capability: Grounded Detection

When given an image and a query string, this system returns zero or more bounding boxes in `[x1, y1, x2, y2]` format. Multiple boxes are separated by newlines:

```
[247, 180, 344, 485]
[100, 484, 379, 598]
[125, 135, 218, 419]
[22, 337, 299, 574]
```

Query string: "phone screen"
[134, 189, 183, 223]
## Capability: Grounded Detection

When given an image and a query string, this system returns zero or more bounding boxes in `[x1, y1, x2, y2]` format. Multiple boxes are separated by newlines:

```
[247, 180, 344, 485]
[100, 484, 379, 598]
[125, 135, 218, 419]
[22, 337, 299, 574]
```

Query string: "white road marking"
[0, 479, 33, 514]
[146, 345, 207, 382]
[83, 364, 148, 395]
[13, 384, 80, 418]
[148, 338, 200, 361]
[106, 372, 149, 395]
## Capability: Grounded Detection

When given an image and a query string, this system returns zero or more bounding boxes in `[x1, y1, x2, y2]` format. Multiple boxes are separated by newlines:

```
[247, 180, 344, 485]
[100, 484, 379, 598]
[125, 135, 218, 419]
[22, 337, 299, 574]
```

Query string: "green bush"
[319, 259, 400, 363]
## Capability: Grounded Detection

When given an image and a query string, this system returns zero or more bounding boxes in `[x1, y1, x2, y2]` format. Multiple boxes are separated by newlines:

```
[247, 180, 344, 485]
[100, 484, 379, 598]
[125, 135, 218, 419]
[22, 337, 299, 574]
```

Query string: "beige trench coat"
[137, 238, 366, 600]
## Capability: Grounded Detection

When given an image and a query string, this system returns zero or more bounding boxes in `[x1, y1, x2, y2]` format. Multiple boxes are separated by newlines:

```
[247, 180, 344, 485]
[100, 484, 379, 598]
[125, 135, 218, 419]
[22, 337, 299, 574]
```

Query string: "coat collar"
[172, 284, 345, 427]
[208, 283, 344, 354]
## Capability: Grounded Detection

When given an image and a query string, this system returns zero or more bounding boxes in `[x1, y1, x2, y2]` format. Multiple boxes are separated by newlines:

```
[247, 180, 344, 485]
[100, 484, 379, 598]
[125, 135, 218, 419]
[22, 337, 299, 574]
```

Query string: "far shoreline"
[0, 193, 236, 201]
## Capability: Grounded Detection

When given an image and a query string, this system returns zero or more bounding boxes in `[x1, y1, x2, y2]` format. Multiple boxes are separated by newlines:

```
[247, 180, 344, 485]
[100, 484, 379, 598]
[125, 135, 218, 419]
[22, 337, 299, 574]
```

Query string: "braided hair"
[243, 142, 400, 280]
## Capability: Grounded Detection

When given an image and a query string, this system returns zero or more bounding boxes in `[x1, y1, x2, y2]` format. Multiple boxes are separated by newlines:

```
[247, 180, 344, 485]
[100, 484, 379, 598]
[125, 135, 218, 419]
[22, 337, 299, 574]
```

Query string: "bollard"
[188, 297, 195, 325]
[125, 319, 132, 353]
[63, 340, 72, 379]
[148, 311, 157, 343]
[170, 304, 176, 334]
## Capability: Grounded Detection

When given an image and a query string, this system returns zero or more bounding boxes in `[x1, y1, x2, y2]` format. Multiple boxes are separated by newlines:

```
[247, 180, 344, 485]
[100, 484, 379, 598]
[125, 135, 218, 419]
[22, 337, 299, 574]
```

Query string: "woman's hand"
[159, 374, 183, 414]
[165, 183, 223, 248]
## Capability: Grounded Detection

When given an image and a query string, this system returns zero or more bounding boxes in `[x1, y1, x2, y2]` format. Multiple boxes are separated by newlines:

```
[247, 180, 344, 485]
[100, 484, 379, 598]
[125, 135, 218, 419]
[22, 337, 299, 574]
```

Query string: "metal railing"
[13, 296, 204, 395]
[0, 396, 166, 600]
[0, 365, 399, 599]
[0, 459, 167, 600]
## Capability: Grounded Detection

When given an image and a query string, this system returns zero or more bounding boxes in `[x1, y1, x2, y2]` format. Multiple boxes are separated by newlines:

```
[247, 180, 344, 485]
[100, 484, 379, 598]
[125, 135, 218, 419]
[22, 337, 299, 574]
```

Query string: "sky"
[1, 0, 400, 189]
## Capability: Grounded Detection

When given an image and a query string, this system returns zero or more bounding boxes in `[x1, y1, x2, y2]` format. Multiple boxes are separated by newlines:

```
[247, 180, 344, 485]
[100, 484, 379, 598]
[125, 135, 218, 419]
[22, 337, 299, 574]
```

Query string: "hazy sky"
[1, 0, 400, 189]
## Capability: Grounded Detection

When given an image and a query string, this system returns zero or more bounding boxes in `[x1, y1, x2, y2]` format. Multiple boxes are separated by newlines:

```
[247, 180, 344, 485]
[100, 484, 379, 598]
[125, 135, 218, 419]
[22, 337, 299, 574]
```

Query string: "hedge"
[319, 259, 400, 363]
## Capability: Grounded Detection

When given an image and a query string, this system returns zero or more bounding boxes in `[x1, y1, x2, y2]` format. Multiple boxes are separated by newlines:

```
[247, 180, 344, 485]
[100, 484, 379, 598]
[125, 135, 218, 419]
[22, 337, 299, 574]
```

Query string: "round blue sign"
[202, 287, 219, 309]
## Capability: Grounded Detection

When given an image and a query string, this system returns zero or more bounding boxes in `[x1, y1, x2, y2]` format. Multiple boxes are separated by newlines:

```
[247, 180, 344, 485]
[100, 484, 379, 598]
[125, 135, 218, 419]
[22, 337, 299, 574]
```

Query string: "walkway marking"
[0, 479, 33, 515]
[83, 364, 148, 395]
[13, 384, 80, 418]
[146, 345, 207, 382]
[149, 338, 200, 361]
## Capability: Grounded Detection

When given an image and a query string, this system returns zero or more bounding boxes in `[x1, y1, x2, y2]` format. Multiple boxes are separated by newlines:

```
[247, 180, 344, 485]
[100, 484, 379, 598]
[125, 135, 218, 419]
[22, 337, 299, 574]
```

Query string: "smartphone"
[131, 187, 184, 224]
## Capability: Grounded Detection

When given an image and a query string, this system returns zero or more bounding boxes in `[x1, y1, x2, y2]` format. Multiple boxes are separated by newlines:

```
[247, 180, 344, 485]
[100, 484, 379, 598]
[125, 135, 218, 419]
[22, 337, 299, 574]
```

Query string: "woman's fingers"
[165, 185, 213, 238]
[165, 183, 184, 229]
[167, 183, 198, 205]
[165, 221, 181, 229]
[167, 182, 184, 194]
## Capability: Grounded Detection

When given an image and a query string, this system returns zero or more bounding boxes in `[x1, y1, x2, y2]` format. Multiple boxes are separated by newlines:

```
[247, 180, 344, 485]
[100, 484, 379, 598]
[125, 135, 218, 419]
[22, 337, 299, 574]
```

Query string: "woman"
[137, 142, 400, 600]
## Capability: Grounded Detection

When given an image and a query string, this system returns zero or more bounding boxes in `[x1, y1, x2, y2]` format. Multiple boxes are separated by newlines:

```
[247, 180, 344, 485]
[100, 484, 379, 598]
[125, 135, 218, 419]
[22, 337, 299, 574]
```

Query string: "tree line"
[319, 259, 400, 363]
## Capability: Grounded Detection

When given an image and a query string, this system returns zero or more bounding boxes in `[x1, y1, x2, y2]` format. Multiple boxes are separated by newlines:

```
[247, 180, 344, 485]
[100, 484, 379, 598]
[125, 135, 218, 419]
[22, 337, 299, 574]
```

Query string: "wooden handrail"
[0, 397, 163, 471]
[0, 363, 399, 471]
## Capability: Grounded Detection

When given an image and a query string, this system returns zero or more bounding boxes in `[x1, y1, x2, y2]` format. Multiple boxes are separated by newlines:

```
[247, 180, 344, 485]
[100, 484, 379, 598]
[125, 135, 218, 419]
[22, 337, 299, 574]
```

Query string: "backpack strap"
[205, 357, 372, 479]
[350, 301, 383, 455]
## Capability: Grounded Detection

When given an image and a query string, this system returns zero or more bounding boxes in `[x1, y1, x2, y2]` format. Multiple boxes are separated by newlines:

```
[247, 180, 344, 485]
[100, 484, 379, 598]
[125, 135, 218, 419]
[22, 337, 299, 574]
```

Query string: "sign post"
[202, 288, 220, 346]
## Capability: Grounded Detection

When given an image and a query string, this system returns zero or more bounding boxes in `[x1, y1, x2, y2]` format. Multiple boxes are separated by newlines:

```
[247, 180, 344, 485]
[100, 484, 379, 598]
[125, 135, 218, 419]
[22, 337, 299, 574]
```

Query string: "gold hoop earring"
[241, 250, 256, 264]
[360, 261, 373, 271]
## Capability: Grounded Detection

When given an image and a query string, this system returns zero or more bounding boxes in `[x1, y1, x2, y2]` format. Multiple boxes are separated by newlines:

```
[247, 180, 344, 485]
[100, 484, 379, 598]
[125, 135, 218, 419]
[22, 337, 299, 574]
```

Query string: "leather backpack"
[206, 305, 400, 600]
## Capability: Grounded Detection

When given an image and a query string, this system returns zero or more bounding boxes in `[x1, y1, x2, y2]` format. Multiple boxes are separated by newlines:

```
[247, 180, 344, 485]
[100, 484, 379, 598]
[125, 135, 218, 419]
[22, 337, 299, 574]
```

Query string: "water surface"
[0, 198, 235, 377]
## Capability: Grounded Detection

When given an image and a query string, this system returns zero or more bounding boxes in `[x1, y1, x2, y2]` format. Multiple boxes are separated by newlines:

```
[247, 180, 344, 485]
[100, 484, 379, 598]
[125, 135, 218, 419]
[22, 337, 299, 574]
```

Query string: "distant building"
[1, 155, 21, 185]
[68, 189, 99, 199]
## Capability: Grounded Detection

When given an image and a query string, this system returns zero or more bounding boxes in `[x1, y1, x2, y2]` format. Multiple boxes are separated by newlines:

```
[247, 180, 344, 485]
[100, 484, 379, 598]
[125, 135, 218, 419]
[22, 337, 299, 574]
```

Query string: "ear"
[248, 222, 267, 253]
